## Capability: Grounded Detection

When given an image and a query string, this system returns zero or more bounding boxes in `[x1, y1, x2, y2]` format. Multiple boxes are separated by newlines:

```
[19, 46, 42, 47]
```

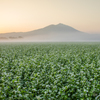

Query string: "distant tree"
[19, 36, 23, 38]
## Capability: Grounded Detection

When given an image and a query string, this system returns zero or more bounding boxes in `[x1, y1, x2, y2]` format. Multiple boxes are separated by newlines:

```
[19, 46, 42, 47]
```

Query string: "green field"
[0, 42, 100, 100]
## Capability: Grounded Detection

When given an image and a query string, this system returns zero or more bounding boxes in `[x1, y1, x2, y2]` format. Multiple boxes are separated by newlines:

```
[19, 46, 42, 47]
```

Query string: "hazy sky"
[0, 0, 100, 33]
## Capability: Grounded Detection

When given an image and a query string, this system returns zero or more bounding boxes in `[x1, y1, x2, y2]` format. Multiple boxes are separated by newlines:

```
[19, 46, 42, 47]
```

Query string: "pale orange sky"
[0, 0, 100, 34]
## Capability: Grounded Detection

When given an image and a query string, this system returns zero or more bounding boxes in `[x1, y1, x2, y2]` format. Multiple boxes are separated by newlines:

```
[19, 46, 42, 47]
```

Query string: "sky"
[0, 0, 100, 34]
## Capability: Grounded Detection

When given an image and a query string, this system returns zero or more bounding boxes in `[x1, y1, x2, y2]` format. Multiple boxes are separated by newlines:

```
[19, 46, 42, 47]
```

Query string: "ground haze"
[0, 23, 100, 42]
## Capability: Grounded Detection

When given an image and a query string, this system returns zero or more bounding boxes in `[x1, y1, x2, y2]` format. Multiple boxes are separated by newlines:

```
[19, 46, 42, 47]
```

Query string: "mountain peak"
[38, 23, 80, 33]
[56, 23, 66, 26]
[56, 23, 71, 28]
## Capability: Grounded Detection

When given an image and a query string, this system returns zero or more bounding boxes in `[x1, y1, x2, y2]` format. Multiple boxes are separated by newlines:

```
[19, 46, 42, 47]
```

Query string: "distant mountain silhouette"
[27, 23, 82, 35]
[0, 23, 100, 42]
[34, 23, 80, 33]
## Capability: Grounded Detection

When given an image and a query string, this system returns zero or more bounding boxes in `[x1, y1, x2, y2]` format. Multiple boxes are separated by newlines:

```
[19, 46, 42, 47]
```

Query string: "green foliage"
[0, 42, 100, 100]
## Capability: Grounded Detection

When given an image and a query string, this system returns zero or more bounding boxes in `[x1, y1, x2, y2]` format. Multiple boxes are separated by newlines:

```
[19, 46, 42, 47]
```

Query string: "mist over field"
[0, 23, 100, 42]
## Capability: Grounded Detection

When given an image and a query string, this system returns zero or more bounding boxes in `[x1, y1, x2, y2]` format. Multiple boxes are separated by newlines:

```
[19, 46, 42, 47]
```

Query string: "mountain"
[32, 23, 80, 33]
[27, 23, 82, 35]
[0, 23, 100, 42]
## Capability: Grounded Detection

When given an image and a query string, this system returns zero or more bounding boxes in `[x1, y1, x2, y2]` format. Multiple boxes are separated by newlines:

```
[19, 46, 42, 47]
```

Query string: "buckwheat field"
[0, 43, 100, 100]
